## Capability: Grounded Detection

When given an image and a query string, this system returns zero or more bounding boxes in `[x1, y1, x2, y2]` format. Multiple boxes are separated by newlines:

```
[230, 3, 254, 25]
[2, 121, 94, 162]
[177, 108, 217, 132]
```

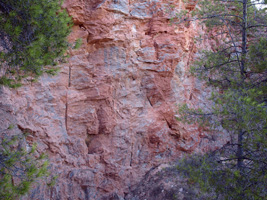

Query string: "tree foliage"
[0, 1, 67, 198]
[0, 0, 72, 87]
[0, 126, 54, 200]
[175, 0, 267, 199]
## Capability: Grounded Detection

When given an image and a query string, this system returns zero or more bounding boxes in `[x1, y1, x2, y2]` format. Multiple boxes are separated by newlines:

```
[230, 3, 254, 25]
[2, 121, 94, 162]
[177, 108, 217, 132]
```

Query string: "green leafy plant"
[73, 38, 83, 49]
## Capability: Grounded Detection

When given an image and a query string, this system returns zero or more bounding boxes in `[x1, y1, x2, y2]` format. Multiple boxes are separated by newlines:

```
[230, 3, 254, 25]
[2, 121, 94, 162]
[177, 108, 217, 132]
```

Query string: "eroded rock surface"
[0, 0, 229, 199]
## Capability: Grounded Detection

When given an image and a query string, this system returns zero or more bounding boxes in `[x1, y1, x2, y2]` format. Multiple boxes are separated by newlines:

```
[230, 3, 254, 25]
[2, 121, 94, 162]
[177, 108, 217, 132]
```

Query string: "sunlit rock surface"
[0, 0, 229, 199]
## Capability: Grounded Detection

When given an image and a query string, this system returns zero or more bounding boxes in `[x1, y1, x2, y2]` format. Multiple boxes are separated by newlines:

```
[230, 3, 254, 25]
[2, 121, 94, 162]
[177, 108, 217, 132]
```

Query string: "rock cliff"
[0, 0, 229, 199]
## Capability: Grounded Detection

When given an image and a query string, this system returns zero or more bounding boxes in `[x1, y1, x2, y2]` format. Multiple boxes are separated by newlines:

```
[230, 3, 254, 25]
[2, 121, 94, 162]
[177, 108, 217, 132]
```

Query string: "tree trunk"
[241, 0, 248, 78]
[237, 130, 244, 169]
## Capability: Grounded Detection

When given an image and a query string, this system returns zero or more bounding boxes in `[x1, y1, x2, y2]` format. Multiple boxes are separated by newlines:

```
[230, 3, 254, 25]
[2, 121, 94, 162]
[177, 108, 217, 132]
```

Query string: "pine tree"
[0, 126, 55, 200]
[0, 0, 69, 198]
[174, 0, 267, 199]
[0, 0, 72, 87]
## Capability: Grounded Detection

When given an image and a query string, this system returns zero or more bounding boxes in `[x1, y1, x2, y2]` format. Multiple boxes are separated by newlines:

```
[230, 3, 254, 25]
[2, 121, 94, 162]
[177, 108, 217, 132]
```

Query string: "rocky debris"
[0, 0, 230, 199]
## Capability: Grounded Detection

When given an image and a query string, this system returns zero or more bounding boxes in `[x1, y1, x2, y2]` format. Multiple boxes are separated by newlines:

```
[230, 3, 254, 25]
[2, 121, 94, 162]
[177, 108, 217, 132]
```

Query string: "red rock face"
[0, 0, 229, 199]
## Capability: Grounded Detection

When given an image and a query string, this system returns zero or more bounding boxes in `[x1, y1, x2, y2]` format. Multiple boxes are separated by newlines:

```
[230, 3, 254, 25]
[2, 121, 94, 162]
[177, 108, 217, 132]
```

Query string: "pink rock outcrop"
[0, 0, 229, 199]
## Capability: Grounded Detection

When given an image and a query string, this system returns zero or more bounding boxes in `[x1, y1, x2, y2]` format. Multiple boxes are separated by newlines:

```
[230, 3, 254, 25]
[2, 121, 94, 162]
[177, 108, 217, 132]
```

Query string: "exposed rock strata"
[0, 0, 229, 199]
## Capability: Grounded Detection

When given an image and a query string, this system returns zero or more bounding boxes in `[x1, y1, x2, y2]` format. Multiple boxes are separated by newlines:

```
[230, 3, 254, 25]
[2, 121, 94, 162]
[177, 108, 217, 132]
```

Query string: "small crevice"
[147, 96, 153, 107]
[65, 101, 68, 131]
[17, 125, 35, 135]
[153, 41, 159, 60]
[130, 143, 134, 167]
[165, 119, 172, 129]
[189, 93, 193, 100]
[68, 66, 72, 87]
[65, 65, 71, 132]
